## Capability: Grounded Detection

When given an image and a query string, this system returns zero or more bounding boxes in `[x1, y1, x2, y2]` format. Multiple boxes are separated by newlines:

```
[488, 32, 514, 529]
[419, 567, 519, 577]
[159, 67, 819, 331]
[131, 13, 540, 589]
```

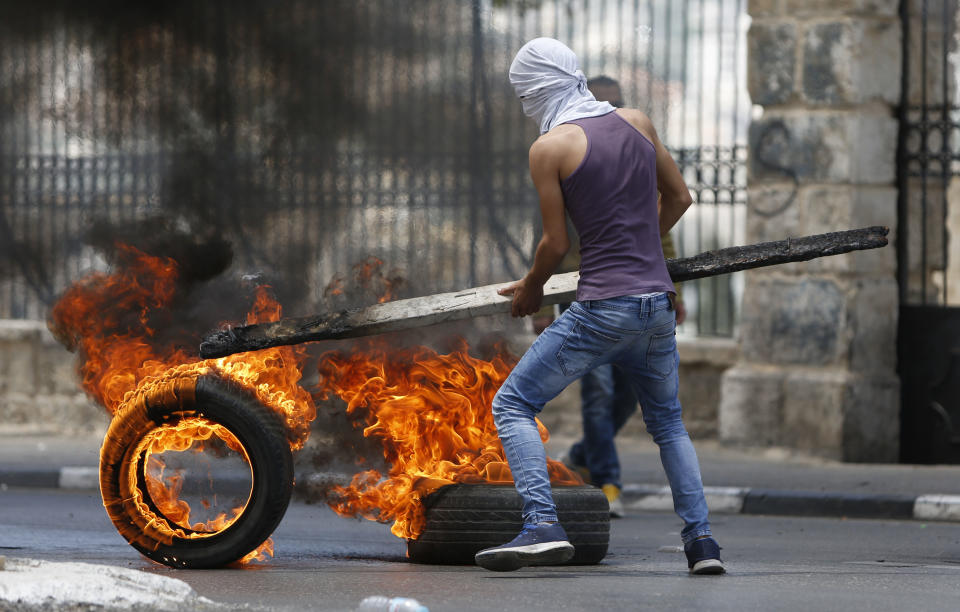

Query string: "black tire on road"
[407, 484, 610, 565]
[100, 374, 294, 569]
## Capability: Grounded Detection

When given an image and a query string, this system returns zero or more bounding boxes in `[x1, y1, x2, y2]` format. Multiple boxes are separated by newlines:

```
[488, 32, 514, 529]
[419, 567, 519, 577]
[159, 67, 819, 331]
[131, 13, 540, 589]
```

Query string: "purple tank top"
[561, 111, 675, 301]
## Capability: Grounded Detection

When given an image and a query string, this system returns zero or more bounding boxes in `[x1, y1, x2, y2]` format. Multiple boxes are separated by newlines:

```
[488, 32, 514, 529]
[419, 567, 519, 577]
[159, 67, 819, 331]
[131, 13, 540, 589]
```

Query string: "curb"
[0, 467, 99, 490]
[622, 484, 960, 522]
[5, 468, 960, 523]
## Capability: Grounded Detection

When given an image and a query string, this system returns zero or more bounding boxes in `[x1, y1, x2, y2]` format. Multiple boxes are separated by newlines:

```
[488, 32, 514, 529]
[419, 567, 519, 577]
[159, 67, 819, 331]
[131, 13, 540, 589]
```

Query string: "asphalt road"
[2, 487, 960, 611]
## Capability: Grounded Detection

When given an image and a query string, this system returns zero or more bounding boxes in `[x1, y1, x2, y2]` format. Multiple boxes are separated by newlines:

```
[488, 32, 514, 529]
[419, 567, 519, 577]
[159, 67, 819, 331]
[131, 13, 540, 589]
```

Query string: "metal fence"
[897, 0, 960, 463]
[898, 0, 959, 306]
[0, 0, 748, 336]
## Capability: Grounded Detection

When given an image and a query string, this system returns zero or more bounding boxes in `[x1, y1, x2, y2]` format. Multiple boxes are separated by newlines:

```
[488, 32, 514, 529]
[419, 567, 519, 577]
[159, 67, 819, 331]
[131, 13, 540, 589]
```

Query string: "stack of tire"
[99, 374, 293, 569]
[408, 484, 610, 565]
[101, 373, 610, 568]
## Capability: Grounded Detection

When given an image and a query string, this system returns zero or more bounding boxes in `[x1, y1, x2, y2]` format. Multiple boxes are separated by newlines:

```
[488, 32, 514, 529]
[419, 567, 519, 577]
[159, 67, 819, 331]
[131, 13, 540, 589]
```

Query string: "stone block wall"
[721, 1, 902, 461]
[2, 319, 736, 444]
[0, 320, 109, 435]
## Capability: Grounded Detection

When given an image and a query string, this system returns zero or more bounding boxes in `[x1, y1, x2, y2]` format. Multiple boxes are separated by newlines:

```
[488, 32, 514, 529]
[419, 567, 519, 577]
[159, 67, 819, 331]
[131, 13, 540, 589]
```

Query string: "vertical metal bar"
[301, 1, 312, 291]
[677, 0, 690, 289]
[442, 0, 451, 284]
[553, 0, 560, 38]
[369, 0, 382, 275]
[920, 0, 929, 305]
[662, 0, 673, 133]
[409, 2, 423, 282]
[715, 1, 725, 150]
[697, 0, 706, 153]
[16, 32, 26, 317]
[24, 22, 36, 315]
[732, 0, 743, 143]
[711, 0, 725, 334]
[452, 1, 462, 290]
[2, 37, 11, 316]
[646, 0, 654, 114]
[581, 0, 589, 75]
[0, 42, 7, 316]
[681, 0, 690, 148]
[617, 0, 624, 82]
[111, 24, 120, 227]
[469, 0, 483, 287]
[79, 25, 89, 280]
[385, 0, 397, 274]
[61, 21, 72, 301]
[896, 0, 911, 304]
[729, 0, 744, 333]
[1, 42, 7, 316]
[941, 0, 951, 305]
[244, 0, 256, 279]
[48, 23, 59, 312]
[95, 18, 104, 235]
[632, 0, 639, 108]
[597, 0, 606, 76]
[40, 23, 53, 315]
[161, 3, 173, 228]
[429, 0, 444, 290]
[133, 14, 144, 227]
[696, 0, 706, 333]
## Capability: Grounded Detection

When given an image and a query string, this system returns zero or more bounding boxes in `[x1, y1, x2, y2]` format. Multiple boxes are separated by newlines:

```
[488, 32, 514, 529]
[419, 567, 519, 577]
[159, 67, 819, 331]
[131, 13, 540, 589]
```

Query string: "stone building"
[721, 0, 959, 462]
[2, 1, 958, 464]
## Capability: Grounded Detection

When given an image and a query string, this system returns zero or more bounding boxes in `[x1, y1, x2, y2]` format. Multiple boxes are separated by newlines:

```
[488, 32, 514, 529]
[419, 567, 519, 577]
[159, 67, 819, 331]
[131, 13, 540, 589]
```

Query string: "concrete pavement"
[5, 488, 960, 612]
[2, 429, 960, 523]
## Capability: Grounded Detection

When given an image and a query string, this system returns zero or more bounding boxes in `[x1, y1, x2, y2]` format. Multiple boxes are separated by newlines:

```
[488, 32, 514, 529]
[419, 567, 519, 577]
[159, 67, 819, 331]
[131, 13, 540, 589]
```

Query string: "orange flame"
[352, 256, 403, 304]
[51, 245, 580, 562]
[140, 418, 249, 534]
[50, 245, 312, 564]
[316, 339, 582, 539]
[50, 245, 316, 448]
[50, 244, 187, 412]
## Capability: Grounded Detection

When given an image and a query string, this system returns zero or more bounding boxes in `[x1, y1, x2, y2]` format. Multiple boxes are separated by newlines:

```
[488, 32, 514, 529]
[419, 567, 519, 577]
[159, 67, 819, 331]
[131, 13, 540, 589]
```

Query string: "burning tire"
[100, 374, 294, 569]
[407, 484, 609, 565]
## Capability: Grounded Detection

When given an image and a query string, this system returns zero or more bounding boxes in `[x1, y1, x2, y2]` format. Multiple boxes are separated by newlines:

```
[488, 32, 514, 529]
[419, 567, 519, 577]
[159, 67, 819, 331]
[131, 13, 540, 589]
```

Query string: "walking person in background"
[533, 75, 688, 518]
[474, 37, 723, 574]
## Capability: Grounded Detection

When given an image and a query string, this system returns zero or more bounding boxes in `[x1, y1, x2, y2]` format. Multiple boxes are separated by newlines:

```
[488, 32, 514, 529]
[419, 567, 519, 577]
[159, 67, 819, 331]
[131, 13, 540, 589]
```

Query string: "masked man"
[474, 38, 724, 575]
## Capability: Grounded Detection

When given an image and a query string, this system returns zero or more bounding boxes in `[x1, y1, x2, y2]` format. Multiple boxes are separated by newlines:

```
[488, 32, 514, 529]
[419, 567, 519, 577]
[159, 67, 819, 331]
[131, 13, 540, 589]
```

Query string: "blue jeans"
[569, 362, 637, 489]
[492, 293, 712, 544]
[557, 302, 638, 490]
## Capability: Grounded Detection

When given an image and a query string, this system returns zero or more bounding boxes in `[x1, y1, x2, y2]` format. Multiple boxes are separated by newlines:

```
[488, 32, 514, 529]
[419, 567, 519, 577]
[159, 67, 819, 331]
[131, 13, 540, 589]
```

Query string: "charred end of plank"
[198, 327, 242, 359]
[667, 225, 888, 283]
[199, 309, 357, 358]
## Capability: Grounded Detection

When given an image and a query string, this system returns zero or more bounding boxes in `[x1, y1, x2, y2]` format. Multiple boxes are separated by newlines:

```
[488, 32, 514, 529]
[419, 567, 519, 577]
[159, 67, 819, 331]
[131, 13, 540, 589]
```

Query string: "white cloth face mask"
[509, 37, 615, 134]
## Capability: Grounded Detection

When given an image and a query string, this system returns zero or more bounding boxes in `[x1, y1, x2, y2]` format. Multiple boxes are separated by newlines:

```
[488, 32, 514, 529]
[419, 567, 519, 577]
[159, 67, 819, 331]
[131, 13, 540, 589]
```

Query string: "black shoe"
[685, 537, 725, 575]
[474, 523, 575, 572]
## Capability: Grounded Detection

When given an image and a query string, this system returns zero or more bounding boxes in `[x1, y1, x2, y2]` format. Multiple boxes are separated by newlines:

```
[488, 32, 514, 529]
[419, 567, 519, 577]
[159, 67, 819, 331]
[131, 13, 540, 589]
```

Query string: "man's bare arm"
[498, 138, 570, 317]
[526, 140, 570, 285]
[645, 119, 694, 235]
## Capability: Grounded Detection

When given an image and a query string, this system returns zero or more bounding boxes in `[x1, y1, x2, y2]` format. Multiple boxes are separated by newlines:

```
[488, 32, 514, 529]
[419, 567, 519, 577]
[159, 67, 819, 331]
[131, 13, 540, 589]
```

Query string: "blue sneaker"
[474, 523, 575, 571]
[685, 537, 725, 575]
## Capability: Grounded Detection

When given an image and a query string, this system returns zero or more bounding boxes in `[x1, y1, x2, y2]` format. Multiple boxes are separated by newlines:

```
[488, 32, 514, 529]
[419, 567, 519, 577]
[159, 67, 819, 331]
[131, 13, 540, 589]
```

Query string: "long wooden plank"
[198, 226, 888, 358]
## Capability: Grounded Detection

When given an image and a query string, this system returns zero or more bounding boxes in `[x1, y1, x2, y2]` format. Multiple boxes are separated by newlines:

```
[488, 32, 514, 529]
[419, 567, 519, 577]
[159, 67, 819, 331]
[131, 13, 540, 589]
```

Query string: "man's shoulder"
[530, 125, 583, 158]
[614, 108, 656, 139]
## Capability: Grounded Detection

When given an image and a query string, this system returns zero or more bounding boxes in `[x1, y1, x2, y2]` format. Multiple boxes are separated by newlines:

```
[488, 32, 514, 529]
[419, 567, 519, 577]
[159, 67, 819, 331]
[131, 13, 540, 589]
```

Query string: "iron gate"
[897, 0, 960, 462]
[0, 0, 748, 337]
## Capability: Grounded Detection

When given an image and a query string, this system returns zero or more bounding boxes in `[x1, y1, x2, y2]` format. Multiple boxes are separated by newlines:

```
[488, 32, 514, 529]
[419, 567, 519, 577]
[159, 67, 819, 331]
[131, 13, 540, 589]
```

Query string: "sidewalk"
[547, 435, 960, 522]
[3, 431, 960, 523]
